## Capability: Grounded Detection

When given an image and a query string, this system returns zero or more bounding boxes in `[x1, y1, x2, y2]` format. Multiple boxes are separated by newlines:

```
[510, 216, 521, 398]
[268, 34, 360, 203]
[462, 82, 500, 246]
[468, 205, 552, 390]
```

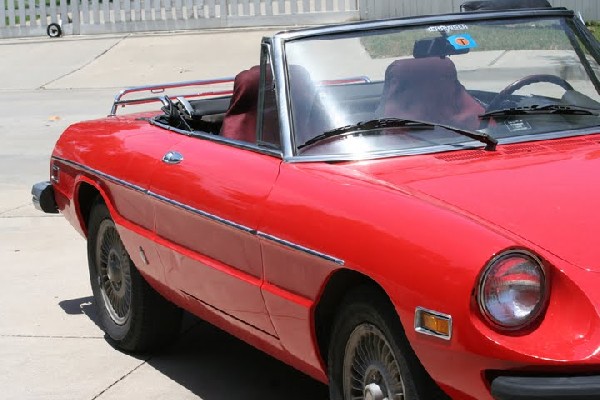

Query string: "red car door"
[149, 138, 281, 336]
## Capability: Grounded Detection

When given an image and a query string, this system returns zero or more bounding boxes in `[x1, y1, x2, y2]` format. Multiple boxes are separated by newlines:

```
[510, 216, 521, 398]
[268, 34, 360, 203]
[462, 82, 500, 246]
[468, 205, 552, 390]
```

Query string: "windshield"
[284, 16, 600, 159]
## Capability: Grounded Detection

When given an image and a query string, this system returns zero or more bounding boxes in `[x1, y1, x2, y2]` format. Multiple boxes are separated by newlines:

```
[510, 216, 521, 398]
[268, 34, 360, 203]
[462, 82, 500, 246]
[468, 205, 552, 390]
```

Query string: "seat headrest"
[384, 57, 458, 86]
[220, 65, 260, 142]
[380, 57, 484, 130]
[229, 66, 260, 114]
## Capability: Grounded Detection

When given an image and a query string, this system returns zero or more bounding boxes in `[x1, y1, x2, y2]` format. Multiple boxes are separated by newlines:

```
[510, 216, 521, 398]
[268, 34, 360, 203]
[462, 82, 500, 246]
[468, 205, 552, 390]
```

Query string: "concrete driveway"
[0, 29, 328, 400]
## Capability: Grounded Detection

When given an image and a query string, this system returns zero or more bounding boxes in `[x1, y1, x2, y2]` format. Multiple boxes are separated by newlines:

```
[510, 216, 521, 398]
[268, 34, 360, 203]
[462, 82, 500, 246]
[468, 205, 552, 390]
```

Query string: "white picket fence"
[2, 0, 599, 39]
[360, 0, 600, 21]
[0, 0, 359, 38]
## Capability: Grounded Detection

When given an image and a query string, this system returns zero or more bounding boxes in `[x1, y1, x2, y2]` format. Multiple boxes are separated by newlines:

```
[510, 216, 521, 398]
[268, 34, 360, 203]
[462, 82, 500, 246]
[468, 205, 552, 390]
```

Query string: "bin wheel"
[47, 23, 62, 38]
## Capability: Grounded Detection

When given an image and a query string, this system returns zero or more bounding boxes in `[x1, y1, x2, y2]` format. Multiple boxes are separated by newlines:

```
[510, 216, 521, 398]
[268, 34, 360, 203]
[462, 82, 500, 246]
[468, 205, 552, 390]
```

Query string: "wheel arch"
[313, 268, 398, 369]
[316, 270, 450, 400]
[75, 178, 109, 235]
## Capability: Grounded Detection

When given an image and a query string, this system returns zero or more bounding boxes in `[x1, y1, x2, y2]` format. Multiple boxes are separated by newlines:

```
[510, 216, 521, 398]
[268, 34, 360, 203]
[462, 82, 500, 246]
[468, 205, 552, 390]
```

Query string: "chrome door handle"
[162, 151, 184, 164]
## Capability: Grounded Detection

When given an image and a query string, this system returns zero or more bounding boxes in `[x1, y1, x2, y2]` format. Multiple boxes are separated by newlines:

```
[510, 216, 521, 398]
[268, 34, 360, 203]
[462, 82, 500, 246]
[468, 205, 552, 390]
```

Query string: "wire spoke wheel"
[343, 323, 406, 400]
[94, 219, 132, 326]
[86, 200, 182, 352]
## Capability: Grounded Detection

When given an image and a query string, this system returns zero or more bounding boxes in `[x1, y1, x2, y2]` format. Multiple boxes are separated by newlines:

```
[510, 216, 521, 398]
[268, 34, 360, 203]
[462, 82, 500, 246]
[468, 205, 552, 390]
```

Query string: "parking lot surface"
[0, 28, 328, 400]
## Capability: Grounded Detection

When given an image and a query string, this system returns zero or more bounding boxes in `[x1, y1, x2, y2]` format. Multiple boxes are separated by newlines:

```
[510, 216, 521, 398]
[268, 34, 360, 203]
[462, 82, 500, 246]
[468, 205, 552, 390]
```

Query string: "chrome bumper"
[31, 181, 58, 214]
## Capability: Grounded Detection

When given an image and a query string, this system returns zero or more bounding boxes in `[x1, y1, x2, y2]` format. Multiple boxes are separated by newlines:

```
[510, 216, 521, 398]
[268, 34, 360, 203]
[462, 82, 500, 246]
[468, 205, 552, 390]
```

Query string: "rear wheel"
[87, 199, 182, 352]
[328, 286, 449, 400]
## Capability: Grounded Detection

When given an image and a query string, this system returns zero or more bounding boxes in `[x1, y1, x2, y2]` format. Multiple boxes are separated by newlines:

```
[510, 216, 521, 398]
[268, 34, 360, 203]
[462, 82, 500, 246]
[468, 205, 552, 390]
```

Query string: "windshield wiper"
[480, 104, 599, 119]
[298, 117, 498, 151]
[298, 118, 432, 149]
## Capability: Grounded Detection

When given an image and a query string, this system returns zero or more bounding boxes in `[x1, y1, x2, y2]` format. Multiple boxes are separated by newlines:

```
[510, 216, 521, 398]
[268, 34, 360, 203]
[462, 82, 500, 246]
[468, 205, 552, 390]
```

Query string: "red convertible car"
[32, 2, 600, 399]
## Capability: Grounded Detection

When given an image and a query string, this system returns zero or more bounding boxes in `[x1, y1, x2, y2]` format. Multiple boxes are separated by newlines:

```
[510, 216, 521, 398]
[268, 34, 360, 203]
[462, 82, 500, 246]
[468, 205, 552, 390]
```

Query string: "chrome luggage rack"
[109, 77, 235, 116]
[109, 75, 372, 116]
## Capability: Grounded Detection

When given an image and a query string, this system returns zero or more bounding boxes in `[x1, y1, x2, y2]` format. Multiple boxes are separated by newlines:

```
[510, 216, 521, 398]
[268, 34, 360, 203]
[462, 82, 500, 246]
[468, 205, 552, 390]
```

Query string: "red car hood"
[346, 136, 600, 271]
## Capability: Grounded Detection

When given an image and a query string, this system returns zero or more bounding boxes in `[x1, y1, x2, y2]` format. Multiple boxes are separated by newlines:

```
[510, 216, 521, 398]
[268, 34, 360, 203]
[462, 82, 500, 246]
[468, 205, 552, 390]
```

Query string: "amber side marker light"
[414, 307, 452, 340]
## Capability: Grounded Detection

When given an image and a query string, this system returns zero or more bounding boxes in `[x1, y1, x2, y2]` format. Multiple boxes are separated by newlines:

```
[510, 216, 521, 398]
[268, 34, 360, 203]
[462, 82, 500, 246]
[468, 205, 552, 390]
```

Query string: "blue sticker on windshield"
[447, 34, 478, 50]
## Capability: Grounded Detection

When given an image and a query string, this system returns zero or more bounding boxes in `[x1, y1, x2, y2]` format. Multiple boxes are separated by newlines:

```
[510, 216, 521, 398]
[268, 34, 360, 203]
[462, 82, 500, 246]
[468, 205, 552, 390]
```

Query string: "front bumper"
[491, 375, 600, 399]
[31, 181, 58, 214]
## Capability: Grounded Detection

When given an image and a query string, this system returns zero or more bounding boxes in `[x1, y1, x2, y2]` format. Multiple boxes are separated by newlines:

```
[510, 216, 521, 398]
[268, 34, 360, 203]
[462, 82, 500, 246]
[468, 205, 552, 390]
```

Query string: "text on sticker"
[427, 24, 469, 32]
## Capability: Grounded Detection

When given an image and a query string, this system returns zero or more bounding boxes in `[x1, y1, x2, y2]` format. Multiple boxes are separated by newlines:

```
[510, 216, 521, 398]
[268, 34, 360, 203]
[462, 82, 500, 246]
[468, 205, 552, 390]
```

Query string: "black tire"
[87, 198, 182, 352]
[328, 286, 450, 400]
[47, 23, 62, 38]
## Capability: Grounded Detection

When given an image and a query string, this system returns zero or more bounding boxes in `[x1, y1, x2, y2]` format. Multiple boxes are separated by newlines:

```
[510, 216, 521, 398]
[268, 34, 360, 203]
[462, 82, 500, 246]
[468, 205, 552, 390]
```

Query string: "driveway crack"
[0, 203, 30, 216]
[488, 49, 509, 66]
[88, 319, 202, 399]
[91, 359, 149, 400]
[38, 35, 130, 90]
[0, 334, 103, 339]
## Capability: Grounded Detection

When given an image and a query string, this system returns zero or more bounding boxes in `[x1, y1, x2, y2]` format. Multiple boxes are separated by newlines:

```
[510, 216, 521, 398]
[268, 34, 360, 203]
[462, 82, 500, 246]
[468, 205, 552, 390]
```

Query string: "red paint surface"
[50, 112, 600, 399]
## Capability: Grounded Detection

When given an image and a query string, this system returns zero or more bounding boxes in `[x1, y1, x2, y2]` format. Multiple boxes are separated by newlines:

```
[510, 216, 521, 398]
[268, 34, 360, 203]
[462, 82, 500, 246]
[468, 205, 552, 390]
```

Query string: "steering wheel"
[485, 74, 574, 111]
[160, 95, 176, 116]
[176, 96, 195, 119]
[159, 96, 192, 130]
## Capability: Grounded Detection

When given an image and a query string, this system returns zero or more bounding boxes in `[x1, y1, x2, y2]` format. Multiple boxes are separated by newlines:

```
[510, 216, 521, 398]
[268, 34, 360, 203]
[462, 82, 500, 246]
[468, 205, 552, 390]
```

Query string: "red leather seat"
[380, 57, 483, 130]
[220, 64, 330, 146]
[221, 65, 261, 142]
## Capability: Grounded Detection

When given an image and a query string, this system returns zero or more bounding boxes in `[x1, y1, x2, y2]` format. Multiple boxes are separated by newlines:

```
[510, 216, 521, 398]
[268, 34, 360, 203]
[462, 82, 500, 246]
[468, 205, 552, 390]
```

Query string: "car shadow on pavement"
[149, 315, 329, 400]
[59, 297, 329, 400]
[58, 296, 103, 331]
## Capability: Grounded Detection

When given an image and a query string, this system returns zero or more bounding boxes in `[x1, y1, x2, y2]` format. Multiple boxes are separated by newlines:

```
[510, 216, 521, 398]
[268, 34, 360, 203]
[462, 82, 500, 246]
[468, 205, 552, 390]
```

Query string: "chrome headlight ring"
[477, 250, 549, 332]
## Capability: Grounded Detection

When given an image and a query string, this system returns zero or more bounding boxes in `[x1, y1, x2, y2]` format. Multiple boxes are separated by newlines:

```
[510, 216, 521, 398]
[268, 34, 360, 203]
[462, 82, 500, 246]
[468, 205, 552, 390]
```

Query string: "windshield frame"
[270, 8, 600, 163]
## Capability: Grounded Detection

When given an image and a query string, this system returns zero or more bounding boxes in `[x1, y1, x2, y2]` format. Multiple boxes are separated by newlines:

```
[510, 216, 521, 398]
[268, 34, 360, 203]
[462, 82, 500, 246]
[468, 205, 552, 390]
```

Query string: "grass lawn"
[361, 22, 600, 59]
[588, 22, 600, 41]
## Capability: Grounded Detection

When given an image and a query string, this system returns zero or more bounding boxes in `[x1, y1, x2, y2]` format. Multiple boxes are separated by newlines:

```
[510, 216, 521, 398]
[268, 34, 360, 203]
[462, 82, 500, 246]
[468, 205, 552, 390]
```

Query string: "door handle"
[162, 151, 184, 164]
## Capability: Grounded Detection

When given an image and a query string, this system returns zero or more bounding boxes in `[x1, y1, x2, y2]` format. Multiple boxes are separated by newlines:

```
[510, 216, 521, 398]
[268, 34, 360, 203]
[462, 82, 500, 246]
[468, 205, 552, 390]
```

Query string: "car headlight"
[477, 250, 549, 331]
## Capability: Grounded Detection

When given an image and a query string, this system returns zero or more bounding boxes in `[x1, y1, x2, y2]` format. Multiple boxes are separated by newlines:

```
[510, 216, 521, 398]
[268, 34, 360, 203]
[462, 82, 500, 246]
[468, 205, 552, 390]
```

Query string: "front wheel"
[87, 199, 182, 352]
[328, 286, 449, 400]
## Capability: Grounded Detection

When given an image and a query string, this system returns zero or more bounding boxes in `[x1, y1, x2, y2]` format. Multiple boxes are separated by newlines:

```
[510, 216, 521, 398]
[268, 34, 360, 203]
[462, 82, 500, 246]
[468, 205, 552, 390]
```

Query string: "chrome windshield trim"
[257, 231, 345, 265]
[272, 36, 295, 160]
[287, 141, 494, 163]
[283, 127, 600, 163]
[52, 156, 344, 265]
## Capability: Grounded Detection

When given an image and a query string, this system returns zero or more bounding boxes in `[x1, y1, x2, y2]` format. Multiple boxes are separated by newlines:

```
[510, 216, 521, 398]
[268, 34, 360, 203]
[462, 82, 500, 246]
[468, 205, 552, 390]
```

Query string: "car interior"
[155, 34, 485, 142]
[152, 16, 600, 151]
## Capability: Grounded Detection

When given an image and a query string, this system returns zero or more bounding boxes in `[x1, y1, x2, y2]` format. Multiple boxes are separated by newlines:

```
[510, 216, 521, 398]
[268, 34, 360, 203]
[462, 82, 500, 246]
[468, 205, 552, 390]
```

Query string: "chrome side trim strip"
[257, 231, 345, 265]
[148, 190, 256, 234]
[53, 156, 345, 265]
[53, 156, 255, 234]
[54, 156, 147, 194]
